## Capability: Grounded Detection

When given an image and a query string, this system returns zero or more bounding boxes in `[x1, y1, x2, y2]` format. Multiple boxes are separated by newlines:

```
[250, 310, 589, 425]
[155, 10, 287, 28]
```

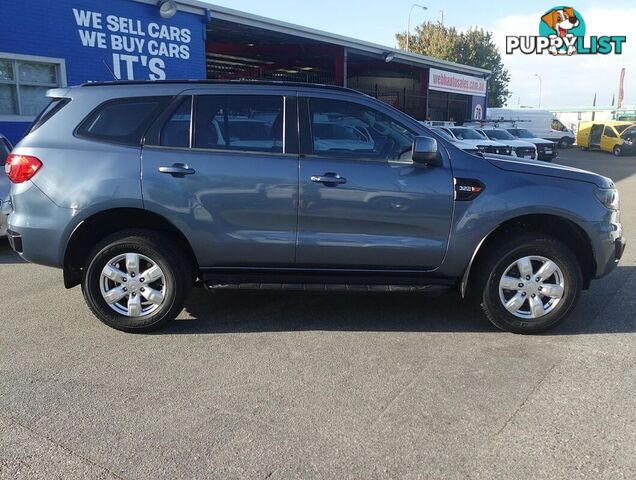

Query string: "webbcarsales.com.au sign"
[429, 69, 487, 97]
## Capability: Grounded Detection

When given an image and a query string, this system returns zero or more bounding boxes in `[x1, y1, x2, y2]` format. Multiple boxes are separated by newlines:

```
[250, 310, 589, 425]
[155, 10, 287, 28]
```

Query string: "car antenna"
[103, 60, 120, 81]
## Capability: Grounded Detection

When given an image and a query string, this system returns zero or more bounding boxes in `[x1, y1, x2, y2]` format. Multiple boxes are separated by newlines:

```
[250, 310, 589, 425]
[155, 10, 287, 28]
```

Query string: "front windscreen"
[485, 129, 516, 140]
[449, 128, 484, 140]
[509, 129, 534, 138]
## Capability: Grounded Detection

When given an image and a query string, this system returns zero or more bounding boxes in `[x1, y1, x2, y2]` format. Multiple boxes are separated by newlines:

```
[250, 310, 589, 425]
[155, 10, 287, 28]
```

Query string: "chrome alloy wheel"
[99, 253, 167, 317]
[498, 255, 565, 320]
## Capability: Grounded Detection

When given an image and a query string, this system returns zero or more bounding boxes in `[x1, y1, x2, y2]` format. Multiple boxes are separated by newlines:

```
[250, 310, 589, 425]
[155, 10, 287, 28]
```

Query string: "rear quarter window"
[76, 96, 171, 146]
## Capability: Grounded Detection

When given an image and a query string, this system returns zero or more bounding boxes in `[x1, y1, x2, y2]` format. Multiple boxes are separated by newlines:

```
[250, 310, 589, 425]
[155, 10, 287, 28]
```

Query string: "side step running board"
[204, 282, 439, 292]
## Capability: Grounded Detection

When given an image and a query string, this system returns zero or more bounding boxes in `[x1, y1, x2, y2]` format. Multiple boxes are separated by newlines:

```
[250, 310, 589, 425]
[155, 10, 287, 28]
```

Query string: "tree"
[397, 23, 511, 107]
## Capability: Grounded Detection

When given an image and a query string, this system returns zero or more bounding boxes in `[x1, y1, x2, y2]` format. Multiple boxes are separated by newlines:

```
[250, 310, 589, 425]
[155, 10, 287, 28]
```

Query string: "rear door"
[296, 94, 454, 270]
[141, 90, 299, 267]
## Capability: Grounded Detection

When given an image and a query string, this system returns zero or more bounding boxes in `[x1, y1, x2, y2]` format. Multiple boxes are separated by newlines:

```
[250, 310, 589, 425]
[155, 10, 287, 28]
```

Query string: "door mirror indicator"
[412, 136, 441, 166]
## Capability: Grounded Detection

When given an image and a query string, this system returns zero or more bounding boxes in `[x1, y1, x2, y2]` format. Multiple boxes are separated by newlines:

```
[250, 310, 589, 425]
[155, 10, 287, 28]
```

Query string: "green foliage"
[396, 22, 511, 107]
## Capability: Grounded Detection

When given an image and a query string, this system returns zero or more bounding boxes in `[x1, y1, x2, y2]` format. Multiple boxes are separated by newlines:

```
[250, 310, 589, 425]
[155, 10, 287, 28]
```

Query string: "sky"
[202, 0, 633, 108]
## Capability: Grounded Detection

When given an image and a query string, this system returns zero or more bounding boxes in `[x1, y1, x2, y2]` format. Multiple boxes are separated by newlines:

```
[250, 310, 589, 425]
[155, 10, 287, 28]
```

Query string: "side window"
[308, 98, 415, 161]
[194, 95, 283, 153]
[160, 97, 191, 148]
[551, 119, 566, 132]
[603, 126, 617, 138]
[77, 96, 170, 145]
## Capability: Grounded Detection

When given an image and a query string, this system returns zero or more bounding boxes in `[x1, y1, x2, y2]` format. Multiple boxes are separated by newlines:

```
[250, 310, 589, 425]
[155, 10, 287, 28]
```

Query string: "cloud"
[483, 7, 634, 108]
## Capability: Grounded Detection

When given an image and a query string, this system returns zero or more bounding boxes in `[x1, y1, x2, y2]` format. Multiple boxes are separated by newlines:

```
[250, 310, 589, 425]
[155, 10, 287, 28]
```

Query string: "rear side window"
[76, 96, 170, 146]
[194, 95, 283, 153]
[28, 97, 71, 134]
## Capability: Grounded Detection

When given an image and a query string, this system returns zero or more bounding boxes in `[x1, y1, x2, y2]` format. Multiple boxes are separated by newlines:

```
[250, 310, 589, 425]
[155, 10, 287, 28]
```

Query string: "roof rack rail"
[80, 79, 365, 94]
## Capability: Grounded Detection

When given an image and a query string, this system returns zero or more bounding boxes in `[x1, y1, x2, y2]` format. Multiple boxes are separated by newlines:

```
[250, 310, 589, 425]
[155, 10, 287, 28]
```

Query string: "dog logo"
[540, 7, 583, 55]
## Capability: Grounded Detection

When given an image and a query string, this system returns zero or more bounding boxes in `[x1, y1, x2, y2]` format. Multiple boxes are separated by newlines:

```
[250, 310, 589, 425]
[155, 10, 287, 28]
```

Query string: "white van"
[487, 108, 575, 149]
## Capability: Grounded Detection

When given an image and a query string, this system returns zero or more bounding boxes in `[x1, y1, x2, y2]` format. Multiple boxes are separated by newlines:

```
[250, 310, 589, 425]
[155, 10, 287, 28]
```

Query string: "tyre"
[613, 145, 622, 157]
[473, 233, 582, 334]
[82, 229, 193, 332]
[581, 146, 588, 151]
[558, 137, 571, 149]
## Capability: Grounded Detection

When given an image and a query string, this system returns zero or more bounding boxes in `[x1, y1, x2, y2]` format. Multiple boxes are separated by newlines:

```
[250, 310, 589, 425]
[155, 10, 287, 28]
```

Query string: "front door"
[600, 125, 618, 152]
[296, 96, 454, 270]
[141, 92, 299, 267]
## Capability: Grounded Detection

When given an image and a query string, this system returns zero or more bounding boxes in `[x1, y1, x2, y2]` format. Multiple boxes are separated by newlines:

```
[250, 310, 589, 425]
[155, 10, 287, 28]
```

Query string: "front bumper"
[590, 219, 625, 279]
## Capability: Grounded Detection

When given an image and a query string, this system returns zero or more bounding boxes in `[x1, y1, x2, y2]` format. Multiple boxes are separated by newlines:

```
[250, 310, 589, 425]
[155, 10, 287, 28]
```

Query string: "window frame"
[603, 126, 617, 138]
[75, 96, 173, 147]
[145, 93, 298, 156]
[0, 52, 67, 121]
[299, 95, 419, 164]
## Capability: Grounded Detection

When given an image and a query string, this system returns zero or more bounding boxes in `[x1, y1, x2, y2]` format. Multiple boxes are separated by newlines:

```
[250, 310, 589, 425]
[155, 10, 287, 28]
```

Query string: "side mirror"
[411, 136, 441, 166]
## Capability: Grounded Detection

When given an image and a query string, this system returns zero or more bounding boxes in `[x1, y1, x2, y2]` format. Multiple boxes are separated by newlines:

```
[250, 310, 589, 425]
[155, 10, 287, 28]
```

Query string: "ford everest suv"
[4, 81, 625, 333]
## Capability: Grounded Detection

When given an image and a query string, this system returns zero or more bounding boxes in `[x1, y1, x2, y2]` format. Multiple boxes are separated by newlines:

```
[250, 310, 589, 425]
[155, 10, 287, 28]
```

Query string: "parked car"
[426, 125, 479, 154]
[1, 133, 13, 238]
[476, 128, 538, 160]
[577, 121, 636, 156]
[439, 126, 512, 156]
[487, 108, 576, 148]
[506, 128, 557, 161]
[5, 81, 625, 334]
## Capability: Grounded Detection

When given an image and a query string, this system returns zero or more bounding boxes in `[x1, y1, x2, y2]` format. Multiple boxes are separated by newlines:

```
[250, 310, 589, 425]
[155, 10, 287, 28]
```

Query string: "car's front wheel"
[474, 233, 582, 334]
[82, 230, 192, 332]
[613, 145, 622, 157]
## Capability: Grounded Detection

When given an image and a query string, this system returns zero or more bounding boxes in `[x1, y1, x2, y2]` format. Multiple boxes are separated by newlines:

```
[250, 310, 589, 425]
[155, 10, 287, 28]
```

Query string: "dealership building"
[0, 0, 490, 144]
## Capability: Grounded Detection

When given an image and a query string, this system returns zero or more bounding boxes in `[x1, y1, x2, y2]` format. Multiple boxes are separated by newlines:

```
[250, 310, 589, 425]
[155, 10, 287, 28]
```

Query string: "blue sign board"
[0, 0, 207, 143]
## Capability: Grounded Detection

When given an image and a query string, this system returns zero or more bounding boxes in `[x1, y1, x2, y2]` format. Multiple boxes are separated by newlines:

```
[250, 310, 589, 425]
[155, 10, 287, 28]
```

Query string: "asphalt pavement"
[0, 149, 634, 479]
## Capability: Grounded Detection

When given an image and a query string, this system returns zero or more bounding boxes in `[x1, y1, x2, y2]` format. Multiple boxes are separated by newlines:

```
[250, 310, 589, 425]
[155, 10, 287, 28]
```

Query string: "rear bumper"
[7, 229, 22, 253]
[6, 182, 71, 268]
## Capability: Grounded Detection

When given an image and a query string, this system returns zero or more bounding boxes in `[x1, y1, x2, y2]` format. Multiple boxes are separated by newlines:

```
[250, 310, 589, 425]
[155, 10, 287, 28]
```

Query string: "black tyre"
[558, 137, 572, 149]
[82, 229, 193, 332]
[473, 233, 582, 334]
[613, 145, 622, 157]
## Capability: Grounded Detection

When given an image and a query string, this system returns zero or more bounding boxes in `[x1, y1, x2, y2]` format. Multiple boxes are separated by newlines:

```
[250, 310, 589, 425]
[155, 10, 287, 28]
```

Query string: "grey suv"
[5, 81, 625, 334]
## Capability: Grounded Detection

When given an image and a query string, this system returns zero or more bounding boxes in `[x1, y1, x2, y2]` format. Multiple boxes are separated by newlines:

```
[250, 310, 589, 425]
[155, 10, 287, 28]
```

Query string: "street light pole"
[406, 4, 428, 52]
[534, 73, 543, 108]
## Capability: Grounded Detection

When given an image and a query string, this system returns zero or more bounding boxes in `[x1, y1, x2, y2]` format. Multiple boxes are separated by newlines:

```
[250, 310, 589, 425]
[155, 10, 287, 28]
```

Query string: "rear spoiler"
[46, 87, 72, 98]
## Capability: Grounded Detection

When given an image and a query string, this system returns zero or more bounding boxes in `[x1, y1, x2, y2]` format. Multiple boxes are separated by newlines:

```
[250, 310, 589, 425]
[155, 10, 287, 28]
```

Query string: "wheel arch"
[63, 208, 198, 288]
[461, 213, 596, 297]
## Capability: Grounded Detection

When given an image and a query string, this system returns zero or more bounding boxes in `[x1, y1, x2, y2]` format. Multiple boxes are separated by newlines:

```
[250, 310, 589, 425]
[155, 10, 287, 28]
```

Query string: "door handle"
[159, 163, 196, 177]
[310, 173, 347, 185]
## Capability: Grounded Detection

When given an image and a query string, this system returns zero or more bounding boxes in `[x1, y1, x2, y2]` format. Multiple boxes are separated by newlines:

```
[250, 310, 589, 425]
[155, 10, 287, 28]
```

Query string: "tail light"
[5, 154, 42, 183]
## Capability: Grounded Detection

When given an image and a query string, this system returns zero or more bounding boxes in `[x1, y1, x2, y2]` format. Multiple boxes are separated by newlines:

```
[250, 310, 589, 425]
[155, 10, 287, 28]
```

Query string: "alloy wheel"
[99, 253, 167, 317]
[498, 255, 565, 320]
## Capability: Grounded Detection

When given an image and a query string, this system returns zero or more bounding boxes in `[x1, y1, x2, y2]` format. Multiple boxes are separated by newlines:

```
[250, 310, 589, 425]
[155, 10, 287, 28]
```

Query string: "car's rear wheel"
[473, 233, 582, 334]
[82, 230, 192, 332]
[613, 145, 622, 157]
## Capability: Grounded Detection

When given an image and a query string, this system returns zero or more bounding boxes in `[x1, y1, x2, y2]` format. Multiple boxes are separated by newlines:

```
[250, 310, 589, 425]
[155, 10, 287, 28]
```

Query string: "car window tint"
[160, 97, 191, 148]
[194, 95, 283, 153]
[308, 98, 415, 161]
[77, 96, 170, 145]
[603, 126, 617, 138]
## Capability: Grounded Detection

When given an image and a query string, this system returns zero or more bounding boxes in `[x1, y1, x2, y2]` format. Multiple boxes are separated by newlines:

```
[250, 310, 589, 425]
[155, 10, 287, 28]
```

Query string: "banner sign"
[429, 68, 487, 97]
